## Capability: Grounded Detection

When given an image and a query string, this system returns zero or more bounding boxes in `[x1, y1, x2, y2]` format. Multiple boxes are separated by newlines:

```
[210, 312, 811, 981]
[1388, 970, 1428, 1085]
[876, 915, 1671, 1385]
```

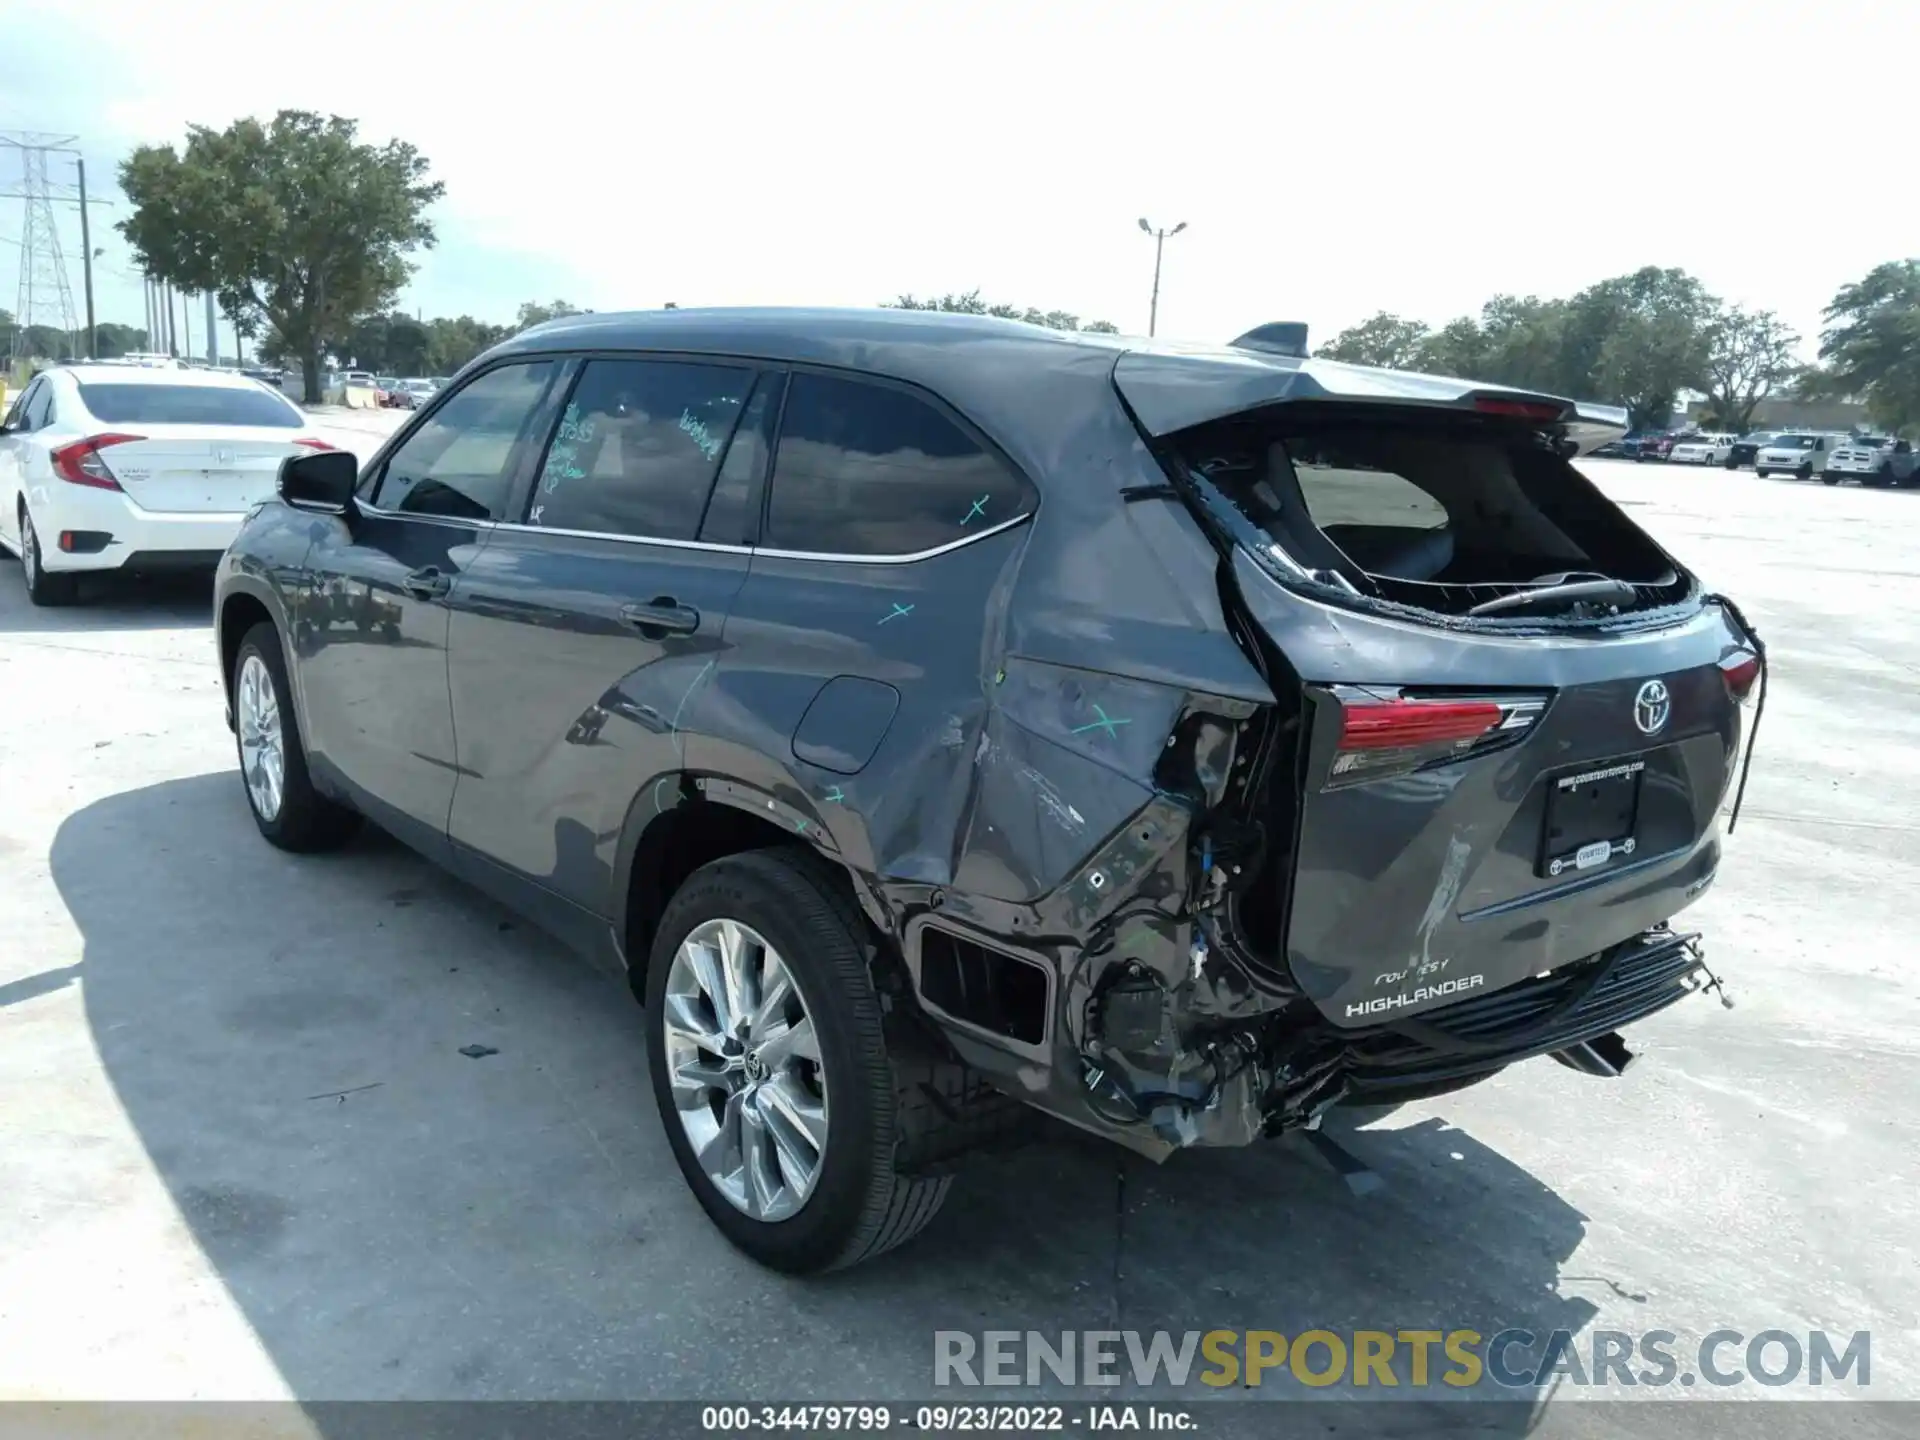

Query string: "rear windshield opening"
[76, 382, 303, 429]
[1172, 410, 1691, 621]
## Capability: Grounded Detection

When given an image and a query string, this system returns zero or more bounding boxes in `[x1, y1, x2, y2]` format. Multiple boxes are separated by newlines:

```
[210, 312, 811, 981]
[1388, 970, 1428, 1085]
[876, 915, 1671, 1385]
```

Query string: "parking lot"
[1, 453, 1915, 1425]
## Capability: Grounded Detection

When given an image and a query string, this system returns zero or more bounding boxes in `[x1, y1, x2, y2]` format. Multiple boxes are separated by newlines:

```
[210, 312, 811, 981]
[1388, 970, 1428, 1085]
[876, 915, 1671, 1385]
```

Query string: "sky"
[2, 0, 1914, 361]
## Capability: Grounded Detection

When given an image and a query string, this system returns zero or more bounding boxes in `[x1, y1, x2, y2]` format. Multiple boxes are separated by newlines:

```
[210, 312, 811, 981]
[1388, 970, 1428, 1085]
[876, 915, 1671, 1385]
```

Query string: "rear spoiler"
[1117, 327, 1630, 456]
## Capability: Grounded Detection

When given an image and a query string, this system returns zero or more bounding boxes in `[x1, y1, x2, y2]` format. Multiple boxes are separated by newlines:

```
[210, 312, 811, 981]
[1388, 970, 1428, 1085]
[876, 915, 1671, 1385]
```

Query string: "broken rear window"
[1171, 410, 1692, 622]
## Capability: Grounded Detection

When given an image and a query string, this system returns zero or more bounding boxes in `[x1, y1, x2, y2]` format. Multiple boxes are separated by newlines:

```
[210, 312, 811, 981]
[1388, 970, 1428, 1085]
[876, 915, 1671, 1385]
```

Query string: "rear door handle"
[620, 598, 701, 635]
[402, 566, 452, 601]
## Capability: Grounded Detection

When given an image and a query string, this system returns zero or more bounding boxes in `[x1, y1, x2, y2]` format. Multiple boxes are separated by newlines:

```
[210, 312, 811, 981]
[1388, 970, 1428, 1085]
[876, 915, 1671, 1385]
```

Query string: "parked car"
[340, 370, 377, 390]
[0, 363, 339, 605]
[1872, 438, 1920, 488]
[213, 308, 1762, 1273]
[1726, 432, 1776, 469]
[1812, 437, 1920, 487]
[1754, 432, 1844, 480]
[1591, 435, 1632, 458]
[399, 378, 438, 407]
[1635, 432, 1679, 461]
[1667, 433, 1736, 466]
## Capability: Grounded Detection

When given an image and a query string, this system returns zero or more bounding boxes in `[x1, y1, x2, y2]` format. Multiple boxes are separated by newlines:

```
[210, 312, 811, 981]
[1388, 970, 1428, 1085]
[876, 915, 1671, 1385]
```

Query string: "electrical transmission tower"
[2, 131, 82, 364]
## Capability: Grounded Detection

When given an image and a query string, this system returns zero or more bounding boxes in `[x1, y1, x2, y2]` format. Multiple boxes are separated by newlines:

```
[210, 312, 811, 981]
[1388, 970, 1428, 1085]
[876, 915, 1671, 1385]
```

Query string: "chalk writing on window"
[536, 402, 591, 506]
[679, 408, 724, 463]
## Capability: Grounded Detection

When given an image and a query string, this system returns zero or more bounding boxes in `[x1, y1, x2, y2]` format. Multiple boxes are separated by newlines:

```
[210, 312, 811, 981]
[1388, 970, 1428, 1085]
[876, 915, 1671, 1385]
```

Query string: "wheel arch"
[216, 583, 280, 726]
[613, 776, 868, 987]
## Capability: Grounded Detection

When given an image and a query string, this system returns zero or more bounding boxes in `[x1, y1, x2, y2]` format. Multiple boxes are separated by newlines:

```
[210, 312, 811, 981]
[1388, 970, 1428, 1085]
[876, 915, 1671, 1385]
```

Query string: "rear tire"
[18, 507, 77, 607]
[646, 848, 950, 1273]
[1755, 468, 1770, 478]
[232, 621, 362, 852]
[1797, 462, 1813, 481]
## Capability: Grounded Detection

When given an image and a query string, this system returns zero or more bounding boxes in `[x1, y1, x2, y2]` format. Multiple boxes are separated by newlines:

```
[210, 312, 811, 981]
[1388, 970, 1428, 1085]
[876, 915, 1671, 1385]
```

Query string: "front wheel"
[1797, 462, 1813, 480]
[1756, 468, 1770, 478]
[232, 621, 362, 851]
[1821, 471, 1838, 486]
[18, 508, 77, 606]
[646, 849, 950, 1273]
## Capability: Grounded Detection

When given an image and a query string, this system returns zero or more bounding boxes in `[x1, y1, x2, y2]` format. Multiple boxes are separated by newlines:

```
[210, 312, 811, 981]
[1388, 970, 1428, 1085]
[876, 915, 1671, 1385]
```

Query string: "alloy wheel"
[661, 917, 829, 1222]
[237, 653, 286, 821]
[20, 511, 37, 588]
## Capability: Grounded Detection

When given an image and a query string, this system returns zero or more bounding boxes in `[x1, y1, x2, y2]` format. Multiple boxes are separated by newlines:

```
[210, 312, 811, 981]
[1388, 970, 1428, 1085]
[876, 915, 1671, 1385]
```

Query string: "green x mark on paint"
[879, 603, 914, 625]
[1071, 704, 1132, 739]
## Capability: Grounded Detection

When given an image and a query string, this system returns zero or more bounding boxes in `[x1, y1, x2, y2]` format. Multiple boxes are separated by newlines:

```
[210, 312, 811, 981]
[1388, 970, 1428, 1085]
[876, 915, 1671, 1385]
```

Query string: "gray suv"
[213, 309, 1764, 1272]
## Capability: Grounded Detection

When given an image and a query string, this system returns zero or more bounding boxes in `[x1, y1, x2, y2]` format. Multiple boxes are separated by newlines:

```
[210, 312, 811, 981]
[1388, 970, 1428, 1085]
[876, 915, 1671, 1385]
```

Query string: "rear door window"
[764, 371, 1029, 557]
[526, 358, 754, 542]
[74, 382, 302, 428]
[22, 380, 53, 431]
[373, 361, 558, 521]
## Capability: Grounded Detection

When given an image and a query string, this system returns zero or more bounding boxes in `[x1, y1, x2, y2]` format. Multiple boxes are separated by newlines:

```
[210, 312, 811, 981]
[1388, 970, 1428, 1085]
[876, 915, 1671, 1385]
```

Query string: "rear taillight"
[1720, 650, 1762, 704]
[1329, 691, 1547, 787]
[50, 433, 143, 490]
[293, 437, 337, 451]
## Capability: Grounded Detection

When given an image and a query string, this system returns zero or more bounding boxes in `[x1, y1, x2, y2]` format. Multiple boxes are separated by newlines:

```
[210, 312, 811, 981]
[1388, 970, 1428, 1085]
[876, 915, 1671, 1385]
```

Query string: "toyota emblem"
[1633, 679, 1671, 736]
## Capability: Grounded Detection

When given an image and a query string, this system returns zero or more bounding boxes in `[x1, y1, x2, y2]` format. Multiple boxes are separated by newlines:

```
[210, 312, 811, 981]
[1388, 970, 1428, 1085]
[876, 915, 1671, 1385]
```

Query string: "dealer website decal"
[933, 1328, 1871, 1392]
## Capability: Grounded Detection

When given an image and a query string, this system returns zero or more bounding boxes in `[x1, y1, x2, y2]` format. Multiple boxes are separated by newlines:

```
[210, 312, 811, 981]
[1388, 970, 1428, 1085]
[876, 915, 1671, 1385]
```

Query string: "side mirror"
[278, 449, 358, 515]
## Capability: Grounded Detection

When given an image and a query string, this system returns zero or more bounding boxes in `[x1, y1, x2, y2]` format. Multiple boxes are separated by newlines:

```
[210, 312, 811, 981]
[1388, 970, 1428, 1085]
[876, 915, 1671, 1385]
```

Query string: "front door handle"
[620, 598, 701, 636]
[402, 566, 452, 601]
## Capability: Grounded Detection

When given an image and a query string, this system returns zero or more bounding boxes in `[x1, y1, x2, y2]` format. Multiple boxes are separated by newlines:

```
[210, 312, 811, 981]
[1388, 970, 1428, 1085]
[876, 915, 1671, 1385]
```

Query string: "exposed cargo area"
[1169, 405, 1696, 621]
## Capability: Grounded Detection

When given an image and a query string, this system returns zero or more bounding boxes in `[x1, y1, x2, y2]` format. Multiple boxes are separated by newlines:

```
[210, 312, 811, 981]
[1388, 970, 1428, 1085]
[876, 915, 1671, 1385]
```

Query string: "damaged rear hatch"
[1117, 344, 1763, 1030]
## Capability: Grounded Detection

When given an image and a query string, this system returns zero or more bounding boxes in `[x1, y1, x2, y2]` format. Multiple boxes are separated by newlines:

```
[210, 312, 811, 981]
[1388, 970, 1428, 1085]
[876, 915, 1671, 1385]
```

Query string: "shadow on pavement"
[62, 772, 1616, 1424]
[0, 563, 213, 634]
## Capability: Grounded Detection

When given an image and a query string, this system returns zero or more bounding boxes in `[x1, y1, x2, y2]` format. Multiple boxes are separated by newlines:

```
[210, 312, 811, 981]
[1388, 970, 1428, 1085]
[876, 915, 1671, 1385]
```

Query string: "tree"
[1809, 260, 1920, 434]
[116, 110, 445, 403]
[514, 299, 585, 331]
[1700, 307, 1799, 432]
[886, 291, 1120, 333]
[1315, 312, 1431, 370]
[425, 314, 510, 375]
[1414, 316, 1491, 380]
[1572, 268, 1717, 428]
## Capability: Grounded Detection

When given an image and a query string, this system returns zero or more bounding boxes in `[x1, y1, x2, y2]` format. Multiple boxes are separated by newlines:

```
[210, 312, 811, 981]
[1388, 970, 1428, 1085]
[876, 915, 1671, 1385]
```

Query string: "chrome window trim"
[487, 509, 1031, 564]
[354, 500, 499, 531]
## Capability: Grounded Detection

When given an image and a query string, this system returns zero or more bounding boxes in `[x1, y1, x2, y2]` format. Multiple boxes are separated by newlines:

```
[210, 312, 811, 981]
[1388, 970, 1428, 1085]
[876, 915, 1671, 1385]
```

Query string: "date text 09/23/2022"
[701, 1405, 1192, 1432]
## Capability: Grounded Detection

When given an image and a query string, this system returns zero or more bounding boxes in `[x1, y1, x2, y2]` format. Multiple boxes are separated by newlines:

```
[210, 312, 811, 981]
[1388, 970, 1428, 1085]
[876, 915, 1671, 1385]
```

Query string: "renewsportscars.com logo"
[934, 1329, 1871, 1391]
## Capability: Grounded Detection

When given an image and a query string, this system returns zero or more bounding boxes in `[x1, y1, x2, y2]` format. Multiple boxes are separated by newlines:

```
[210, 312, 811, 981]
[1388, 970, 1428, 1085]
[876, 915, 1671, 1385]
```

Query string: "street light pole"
[1137, 217, 1187, 338]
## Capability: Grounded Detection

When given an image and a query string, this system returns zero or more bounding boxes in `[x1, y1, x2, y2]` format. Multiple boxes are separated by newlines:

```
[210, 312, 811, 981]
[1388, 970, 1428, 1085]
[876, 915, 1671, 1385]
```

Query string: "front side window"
[374, 361, 557, 521]
[526, 359, 754, 541]
[3, 380, 40, 431]
[764, 372, 1028, 557]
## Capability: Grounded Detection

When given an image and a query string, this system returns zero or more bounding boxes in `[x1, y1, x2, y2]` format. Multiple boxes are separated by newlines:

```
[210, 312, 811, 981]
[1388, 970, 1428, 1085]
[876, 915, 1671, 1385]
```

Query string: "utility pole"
[1136, 217, 1188, 338]
[182, 288, 193, 357]
[74, 157, 97, 358]
[206, 291, 218, 365]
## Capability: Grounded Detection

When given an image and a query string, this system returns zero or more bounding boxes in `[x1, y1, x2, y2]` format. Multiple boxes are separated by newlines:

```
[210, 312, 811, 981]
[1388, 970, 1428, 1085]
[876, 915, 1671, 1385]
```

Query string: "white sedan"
[0, 363, 339, 606]
[1667, 433, 1735, 465]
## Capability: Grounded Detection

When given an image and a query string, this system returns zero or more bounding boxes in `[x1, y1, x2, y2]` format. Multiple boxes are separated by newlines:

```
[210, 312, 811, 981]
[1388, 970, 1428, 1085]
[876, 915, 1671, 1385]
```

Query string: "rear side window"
[765, 372, 1027, 557]
[75, 382, 302, 428]
[375, 361, 557, 521]
[527, 359, 754, 541]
